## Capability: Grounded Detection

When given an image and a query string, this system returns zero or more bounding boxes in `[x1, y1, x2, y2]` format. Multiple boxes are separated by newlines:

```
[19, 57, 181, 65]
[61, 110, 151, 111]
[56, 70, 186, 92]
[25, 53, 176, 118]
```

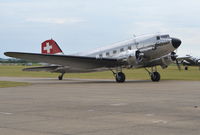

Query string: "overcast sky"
[1, 0, 200, 58]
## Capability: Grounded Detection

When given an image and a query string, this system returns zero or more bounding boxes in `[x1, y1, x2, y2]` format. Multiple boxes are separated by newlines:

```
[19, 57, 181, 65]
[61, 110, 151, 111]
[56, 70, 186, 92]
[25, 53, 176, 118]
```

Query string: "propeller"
[171, 52, 181, 71]
[176, 59, 181, 71]
[135, 50, 144, 62]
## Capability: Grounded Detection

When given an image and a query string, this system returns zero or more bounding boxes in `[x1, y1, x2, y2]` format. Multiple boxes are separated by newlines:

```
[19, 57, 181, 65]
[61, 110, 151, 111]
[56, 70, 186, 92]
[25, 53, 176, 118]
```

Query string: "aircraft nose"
[171, 37, 181, 48]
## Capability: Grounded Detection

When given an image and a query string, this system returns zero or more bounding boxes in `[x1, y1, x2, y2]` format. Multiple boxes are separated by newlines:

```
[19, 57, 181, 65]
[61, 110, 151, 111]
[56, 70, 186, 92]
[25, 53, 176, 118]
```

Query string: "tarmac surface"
[0, 77, 200, 135]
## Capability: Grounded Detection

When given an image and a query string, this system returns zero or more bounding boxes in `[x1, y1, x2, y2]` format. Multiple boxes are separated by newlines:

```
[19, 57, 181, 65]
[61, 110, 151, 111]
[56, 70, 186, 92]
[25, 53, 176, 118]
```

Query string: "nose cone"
[171, 38, 181, 48]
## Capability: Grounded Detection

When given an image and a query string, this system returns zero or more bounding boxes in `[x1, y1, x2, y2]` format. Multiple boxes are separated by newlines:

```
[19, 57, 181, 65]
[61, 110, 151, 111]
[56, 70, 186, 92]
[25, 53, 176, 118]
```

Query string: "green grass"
[0, 65, 200, 81]
[0, 81, 30, 88]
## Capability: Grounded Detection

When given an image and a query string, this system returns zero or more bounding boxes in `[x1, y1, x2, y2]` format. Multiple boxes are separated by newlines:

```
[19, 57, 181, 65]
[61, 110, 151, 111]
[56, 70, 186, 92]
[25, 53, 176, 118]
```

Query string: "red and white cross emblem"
[44, 42, 52, 53]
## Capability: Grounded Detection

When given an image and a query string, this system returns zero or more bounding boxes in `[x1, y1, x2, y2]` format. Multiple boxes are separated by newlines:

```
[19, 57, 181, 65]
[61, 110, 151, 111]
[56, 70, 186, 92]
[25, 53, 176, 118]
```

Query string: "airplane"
[177, 55, 200, 70]
[4, 33, 181, 83]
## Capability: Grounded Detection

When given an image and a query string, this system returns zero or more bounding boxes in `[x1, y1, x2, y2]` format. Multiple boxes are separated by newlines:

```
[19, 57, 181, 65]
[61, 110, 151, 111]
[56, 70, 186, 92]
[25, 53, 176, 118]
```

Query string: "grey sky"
[1, 0, 200, 58]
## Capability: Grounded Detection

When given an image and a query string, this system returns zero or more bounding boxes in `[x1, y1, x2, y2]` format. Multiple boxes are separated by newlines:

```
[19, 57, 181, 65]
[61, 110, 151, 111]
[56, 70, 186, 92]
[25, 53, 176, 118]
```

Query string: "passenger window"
[99, 54, 102, 57]
[113, 50, 117, 54]
[106, 52, 110, 56]
[128, 46, 131, 50]
[120, 48, 124, 52]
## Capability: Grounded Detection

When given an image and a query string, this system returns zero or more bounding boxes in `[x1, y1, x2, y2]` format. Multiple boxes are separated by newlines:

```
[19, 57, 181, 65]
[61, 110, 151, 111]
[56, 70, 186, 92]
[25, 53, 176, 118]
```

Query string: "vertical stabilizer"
[41, 39, 63, 54]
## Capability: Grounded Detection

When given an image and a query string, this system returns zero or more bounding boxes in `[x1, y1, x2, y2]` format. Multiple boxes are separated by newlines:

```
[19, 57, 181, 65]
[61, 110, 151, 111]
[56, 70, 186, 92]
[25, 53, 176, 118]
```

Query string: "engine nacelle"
[116, 50, 137, 65]
[160, 54, 175, 68]
[116, 49, 153, 65]
[145, 53, 174, 69]
[135, 47, 158, 63]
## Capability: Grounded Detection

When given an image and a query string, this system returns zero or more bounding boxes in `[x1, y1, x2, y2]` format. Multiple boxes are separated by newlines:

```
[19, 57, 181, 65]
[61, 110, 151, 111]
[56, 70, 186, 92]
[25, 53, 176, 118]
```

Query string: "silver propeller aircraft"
[4, 34, 181, 83]
[177, 55, 200, 70]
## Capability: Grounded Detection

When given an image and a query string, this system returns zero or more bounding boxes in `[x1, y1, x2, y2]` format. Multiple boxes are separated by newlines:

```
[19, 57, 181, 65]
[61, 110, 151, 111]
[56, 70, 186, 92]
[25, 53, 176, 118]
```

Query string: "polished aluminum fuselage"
[57, 34, 178, 72]
[85, 34, 174, 60]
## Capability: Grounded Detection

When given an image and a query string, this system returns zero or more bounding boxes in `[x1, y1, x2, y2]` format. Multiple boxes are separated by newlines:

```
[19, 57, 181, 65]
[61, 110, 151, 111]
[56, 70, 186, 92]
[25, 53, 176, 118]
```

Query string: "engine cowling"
[116, 50, 138, 65]
[145, 53, 176, 69]
[116, 49, 152, 65]
[161, 54, 175, 68]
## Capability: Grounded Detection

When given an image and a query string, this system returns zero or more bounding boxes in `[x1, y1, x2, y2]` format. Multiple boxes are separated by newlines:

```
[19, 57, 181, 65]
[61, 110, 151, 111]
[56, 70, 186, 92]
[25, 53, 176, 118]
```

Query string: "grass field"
[0, 65, 200, 81]
[0, 81, 30, 88]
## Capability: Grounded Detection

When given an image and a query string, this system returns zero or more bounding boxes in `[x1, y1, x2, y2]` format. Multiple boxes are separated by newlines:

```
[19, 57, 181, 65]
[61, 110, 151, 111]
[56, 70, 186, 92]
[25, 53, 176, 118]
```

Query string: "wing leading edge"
[4, 52, 126, 69]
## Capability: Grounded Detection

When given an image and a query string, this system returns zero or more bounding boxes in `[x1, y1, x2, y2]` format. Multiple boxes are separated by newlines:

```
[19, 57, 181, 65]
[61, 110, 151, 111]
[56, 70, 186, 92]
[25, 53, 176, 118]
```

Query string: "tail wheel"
[115, 72, 126, 83]
[151, 72, 160, 82]
[58, 75, 63, 80]
[58, 73, 65, 80]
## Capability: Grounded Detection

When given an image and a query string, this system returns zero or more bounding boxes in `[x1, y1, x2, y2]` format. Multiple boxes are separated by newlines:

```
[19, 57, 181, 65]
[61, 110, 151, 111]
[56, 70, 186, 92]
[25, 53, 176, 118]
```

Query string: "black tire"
[58, 75, 63, 80]
[185, 67, 188, 70]
[151, 72, 160, 82]
[115, 72, 126, 83]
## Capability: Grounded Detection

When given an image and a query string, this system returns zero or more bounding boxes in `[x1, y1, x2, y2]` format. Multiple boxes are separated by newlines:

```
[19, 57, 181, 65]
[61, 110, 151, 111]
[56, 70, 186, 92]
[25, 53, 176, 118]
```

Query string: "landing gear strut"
[145, 67, 161, 82]
[111, 68, 126, 83]
[58, 73, 65, 80]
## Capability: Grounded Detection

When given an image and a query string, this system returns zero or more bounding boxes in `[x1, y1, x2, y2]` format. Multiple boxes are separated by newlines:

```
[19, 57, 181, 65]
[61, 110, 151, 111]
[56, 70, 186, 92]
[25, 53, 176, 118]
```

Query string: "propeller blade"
[176, 59, 181, 71]
[171, 52, 181, 70]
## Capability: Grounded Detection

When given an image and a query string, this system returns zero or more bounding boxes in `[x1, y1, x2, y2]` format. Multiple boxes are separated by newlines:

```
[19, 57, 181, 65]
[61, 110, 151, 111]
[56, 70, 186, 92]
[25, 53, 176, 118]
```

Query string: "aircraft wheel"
[185, 67, 188, 70]
[151, 72, 160, 82]
[115, 72, 126, 83]
[58, 75, 63, 80]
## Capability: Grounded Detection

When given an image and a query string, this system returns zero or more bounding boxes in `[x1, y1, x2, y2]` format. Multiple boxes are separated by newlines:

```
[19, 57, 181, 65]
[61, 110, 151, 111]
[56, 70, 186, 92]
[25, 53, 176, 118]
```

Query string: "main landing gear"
[111, 68, 126, 83]
[115, 72, 126, 83]
[111, 66, 161, 83]
[145, 67, 161, 82]
[58, 73, 65, 80]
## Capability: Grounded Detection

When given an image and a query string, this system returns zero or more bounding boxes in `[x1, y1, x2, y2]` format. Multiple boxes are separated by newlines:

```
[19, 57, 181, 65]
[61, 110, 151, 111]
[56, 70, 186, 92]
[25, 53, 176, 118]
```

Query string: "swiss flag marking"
[44, 42, 52, 53]
[41, 39, 63, 54]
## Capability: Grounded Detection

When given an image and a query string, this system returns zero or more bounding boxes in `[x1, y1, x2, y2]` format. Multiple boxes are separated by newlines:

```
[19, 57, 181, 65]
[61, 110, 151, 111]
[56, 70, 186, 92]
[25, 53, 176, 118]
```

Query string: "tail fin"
[41, 39, 63, 54]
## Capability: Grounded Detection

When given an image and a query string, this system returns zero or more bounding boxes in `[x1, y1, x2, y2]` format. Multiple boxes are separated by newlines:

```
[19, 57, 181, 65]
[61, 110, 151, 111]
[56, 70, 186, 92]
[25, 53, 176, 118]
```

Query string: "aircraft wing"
[177, 56, 190, 60]
[4, 52, 126, 69]
[177, 56, 195, 64]
[177, 56, 191, 62]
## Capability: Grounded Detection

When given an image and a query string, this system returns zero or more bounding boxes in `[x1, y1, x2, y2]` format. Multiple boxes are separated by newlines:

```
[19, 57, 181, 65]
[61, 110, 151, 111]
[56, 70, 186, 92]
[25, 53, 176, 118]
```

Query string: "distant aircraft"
[177, 55, 200, 70]
[4, 34, 181, 83]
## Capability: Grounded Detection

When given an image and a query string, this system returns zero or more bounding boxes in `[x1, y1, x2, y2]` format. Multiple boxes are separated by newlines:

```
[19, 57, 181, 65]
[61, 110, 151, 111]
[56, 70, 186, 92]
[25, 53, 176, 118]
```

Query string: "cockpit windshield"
[156, 34, 170, 40]
[160, 34, 170, 38]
